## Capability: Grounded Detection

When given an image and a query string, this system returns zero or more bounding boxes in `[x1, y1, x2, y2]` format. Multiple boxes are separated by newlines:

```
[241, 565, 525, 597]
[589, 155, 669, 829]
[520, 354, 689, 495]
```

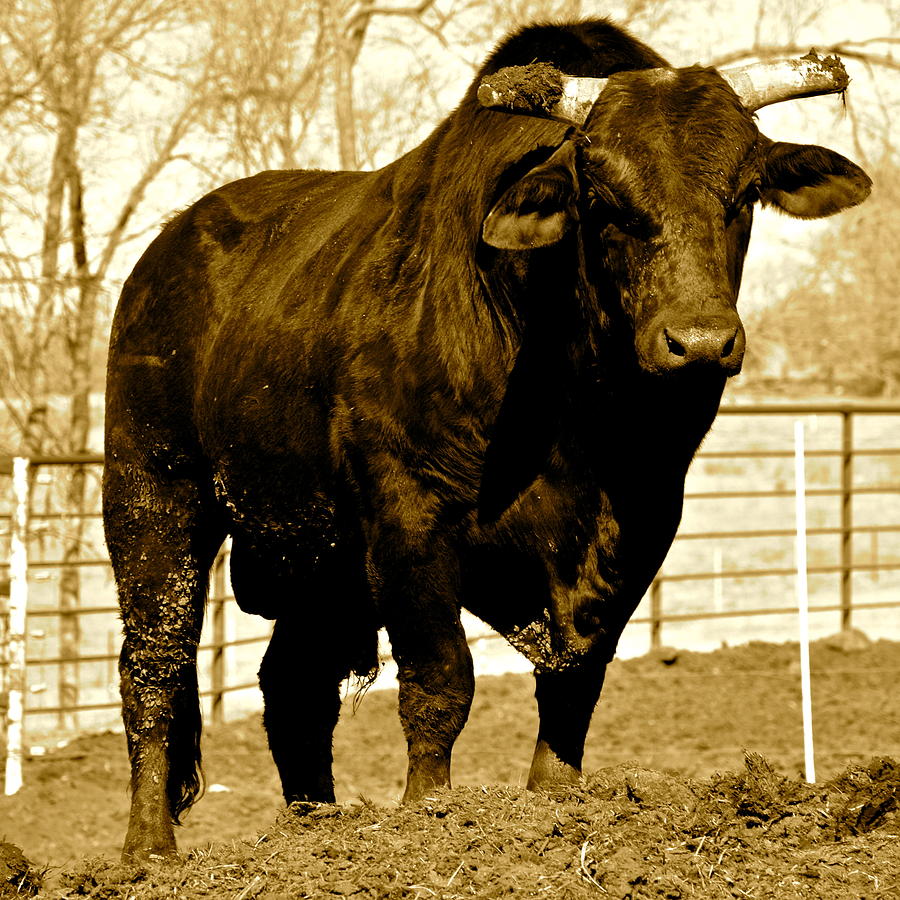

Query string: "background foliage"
[0, 0, 897, 456]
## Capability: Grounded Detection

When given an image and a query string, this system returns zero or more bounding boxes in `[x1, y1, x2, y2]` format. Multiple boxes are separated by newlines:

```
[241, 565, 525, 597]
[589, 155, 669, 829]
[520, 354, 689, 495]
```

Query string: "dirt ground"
[3, 635, 900, 898]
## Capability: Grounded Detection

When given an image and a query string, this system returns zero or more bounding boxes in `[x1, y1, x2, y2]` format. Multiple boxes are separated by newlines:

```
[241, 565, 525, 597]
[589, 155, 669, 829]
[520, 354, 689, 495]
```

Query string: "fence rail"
[641, 402, 900, 638]
[3, 401, 900, 795]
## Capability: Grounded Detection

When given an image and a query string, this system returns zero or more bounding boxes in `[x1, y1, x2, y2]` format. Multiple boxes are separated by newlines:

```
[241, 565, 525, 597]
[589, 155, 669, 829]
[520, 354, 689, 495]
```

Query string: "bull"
[103, 18, 870, 861]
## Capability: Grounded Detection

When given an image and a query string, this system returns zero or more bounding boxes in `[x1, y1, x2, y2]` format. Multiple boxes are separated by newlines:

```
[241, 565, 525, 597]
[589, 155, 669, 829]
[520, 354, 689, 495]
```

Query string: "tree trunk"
[57, 162, 95, 729]
[334, 43, 358, 170]
[25, 124, 71, 455]
[322, 0, 367, 171]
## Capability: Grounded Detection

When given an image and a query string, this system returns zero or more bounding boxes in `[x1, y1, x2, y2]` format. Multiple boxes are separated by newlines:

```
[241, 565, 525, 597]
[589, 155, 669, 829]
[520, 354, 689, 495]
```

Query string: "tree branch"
[709, 42, 900, 73]
[93, 90, 201, 283]
[344, 0, 438, 38]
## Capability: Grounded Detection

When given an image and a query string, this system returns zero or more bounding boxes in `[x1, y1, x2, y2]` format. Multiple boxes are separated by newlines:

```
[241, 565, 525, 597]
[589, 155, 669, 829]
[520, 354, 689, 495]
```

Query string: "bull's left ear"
[482, 141, 580, 249]
[760, 140, 872, 218]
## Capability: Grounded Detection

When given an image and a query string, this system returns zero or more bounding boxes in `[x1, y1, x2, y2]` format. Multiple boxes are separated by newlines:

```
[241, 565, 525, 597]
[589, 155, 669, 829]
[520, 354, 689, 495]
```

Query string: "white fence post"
[4, 457, 29, 796]
[794, 422, 815, 784]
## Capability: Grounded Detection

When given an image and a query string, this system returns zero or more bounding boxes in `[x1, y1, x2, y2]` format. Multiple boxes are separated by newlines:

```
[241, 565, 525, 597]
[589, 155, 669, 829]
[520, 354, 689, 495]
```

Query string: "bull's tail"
[167, 664, 204, 823]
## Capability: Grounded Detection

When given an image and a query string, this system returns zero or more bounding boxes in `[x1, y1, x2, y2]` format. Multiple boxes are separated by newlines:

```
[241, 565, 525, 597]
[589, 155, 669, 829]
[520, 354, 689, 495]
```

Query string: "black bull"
[103, 18, 871, 860]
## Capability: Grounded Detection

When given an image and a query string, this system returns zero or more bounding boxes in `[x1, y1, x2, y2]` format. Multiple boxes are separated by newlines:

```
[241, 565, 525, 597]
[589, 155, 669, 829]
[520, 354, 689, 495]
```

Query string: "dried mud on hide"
[52, 755, 900, 899]
[503, 612, 585, 672]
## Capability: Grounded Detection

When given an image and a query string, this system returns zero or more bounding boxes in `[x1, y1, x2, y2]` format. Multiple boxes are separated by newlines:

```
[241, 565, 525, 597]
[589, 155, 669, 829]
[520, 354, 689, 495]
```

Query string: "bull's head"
[478, 56, 871, 378]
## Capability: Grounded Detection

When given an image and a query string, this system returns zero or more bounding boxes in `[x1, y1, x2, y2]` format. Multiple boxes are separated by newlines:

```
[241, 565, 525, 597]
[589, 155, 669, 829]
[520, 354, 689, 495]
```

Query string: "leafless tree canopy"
[0, 0, 896, 458]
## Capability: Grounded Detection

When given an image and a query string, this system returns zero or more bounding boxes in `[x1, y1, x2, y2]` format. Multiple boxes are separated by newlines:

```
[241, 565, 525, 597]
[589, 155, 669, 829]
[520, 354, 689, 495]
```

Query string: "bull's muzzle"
[645, 314, 746, 375]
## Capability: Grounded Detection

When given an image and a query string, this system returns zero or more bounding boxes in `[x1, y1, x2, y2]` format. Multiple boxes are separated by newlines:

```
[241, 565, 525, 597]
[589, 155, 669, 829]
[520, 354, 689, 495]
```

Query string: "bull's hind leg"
[104, 460, 223, 862]
[258, 615, 351, 805]
[239, 544, 379, 806]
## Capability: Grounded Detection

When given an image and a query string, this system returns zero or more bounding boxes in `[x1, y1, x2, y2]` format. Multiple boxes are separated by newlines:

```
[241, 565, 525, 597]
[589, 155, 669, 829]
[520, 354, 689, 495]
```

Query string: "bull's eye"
[586, 180, 620, 210]
[585, 178, 657, 240]
[726, 180, 762, 224]
[608, 209, 657, 242]
[725, 191, 756, 225]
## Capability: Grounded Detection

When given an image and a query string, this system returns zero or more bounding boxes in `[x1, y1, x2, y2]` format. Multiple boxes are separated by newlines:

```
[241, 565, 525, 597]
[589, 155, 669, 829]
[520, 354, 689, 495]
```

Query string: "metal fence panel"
[2, 401, 900, 793]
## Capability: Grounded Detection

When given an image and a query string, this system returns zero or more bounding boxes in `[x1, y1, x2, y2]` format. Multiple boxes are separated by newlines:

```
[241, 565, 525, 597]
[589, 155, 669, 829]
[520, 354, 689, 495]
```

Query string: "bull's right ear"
[482, 141, 580, 250]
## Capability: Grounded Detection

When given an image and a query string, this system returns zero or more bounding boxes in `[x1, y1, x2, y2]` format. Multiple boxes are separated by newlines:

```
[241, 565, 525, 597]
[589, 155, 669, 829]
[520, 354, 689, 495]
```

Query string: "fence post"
[211, 549, 226, 726]
[650, 578, 662, 651]
[58, 460, 85, 730]
[840, 410, 853, 631]
[4, 457, 29, 796]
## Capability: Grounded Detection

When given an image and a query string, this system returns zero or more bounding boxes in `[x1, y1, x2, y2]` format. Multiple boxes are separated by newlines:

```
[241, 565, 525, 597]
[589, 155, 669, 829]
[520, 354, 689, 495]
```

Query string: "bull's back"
[106, 167, 382, 469]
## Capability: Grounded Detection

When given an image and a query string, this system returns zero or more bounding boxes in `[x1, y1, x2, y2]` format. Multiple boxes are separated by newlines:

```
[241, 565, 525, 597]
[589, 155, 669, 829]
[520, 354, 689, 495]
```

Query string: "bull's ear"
[482, 141, 579, 249]
[760, 140, 872, 218]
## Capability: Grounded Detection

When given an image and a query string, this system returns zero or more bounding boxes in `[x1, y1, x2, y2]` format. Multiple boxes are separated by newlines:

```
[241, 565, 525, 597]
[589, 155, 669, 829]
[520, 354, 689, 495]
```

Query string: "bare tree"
[200, 0, 328, 173]
[320, 0, 446, 170]
[0, 0, 219, 724]
[747, 157, 900, 395]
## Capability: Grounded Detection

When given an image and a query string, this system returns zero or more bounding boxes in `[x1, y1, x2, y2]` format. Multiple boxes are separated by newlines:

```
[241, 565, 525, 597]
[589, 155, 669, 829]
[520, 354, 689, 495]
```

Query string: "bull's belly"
[211, 461, 367, 616]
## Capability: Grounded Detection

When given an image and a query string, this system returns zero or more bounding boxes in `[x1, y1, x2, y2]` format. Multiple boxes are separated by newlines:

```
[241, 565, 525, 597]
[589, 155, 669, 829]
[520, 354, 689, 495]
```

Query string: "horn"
[478, 52, 850, 123]
[718, 52, 850, 112]
[477, 64, 606, 126]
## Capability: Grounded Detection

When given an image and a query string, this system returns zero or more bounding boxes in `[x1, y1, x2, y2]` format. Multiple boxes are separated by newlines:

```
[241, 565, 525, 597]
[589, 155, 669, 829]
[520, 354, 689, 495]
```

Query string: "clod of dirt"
[0, 842, 41, 897]
[58, 857, 148, 897]
[819, 627, 871, 652]
[827, 756, 900, 838]
[590, 766, 697, 810]
[709, 751, 811, 826]
[650, 645, 680, 665]
[477, 63, 565, 114]
[597, 845, 645, 898]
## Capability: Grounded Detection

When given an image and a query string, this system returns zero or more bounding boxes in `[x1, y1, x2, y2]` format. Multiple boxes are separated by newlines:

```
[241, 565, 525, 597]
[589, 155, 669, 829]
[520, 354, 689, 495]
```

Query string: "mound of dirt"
[0, 842, 41, 897]
[51, 755, 899, 899]
[5, 637, 900, 896]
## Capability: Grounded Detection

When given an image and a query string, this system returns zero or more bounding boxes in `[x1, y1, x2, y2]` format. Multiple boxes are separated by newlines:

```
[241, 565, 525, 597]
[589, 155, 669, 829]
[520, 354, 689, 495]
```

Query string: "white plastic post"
[712, 546, 724, 612]
[794, 421, 815, 784]
[4, 457, 28, 796]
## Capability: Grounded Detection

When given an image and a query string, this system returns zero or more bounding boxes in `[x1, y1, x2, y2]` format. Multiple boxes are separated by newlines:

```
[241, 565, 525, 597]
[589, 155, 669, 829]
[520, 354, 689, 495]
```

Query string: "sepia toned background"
[1, 1, 899, 891]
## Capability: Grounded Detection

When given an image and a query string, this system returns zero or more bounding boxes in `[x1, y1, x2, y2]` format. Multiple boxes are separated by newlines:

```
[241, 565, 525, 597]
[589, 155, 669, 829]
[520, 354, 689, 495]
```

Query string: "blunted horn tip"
[719, 51, 850, 112]
[478, 64, 606, 125]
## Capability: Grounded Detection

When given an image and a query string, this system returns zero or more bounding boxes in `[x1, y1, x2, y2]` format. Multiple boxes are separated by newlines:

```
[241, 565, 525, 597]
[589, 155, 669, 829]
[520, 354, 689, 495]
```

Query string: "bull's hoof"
[527, 740, 582, 791]
[121, 846, 180, 865]
[526, 766, 582, 792]
[121, 832, 179, 866]
[402, 756, 452, 803]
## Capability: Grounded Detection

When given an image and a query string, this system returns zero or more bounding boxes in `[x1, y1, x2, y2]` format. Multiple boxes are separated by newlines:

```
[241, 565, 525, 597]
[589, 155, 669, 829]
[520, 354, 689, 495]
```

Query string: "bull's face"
[480, 64, 871, 379]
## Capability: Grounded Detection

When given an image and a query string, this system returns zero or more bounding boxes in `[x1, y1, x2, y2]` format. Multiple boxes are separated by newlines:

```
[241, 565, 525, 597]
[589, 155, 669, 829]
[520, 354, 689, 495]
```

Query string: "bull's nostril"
[665, 330, 686, 357]
[721, 334, 736, 358]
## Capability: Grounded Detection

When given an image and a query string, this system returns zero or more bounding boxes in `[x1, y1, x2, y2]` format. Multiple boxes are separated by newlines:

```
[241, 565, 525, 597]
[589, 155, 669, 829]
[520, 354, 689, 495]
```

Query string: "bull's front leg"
[527, 653, 608, 789]
[371, 528, 475, 803]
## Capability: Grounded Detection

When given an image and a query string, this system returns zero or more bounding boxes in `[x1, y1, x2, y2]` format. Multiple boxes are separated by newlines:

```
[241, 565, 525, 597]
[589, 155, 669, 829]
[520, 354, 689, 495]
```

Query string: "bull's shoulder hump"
[124, 168, 381, 286]
[208, 168, 373, 219]
[180, 168, 377, 244]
